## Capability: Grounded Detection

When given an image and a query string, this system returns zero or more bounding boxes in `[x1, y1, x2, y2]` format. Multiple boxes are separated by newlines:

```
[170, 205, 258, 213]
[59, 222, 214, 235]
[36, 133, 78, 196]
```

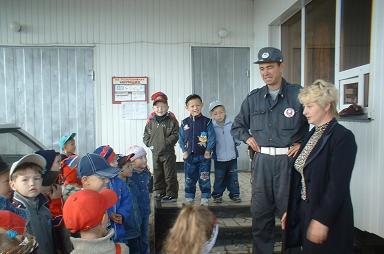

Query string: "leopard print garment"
[294, 122, 329, 201]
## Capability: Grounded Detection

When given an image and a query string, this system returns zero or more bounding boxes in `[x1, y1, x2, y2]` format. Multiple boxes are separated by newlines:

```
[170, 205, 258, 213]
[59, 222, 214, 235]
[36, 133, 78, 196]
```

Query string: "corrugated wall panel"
[1, 0, 253, 162]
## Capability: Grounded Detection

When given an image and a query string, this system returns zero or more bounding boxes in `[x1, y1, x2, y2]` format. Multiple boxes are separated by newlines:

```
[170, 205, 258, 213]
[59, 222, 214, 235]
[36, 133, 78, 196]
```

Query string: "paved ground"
[160, 171, 252, 207]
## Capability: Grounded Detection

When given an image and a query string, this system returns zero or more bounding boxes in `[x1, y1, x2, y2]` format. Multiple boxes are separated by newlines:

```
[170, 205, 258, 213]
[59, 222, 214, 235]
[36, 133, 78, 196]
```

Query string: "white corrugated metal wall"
[0, 0, 254, 165]
[253, 0, 384, 238]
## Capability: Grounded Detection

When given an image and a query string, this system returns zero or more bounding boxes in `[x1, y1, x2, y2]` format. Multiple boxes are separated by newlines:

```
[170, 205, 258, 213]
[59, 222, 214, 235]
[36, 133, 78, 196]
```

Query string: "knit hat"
[77, 153, 120, 179]
[58, 133, 76, 150]
[0, 211, 27, 235]
[63, 189, 117, 233]
[93, 145, 117, 165]
[126, 145, 147, 161]
[9, 154, 46, 177]
[61, 155, 82, 186]
[151, 91, 168, 105]
[35, 150, 60, 186]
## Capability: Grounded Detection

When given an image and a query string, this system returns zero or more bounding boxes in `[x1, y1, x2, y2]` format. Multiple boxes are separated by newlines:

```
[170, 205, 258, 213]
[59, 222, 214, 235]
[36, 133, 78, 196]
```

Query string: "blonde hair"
[298, 79, 339, 117]
[163, 205, 215, 254]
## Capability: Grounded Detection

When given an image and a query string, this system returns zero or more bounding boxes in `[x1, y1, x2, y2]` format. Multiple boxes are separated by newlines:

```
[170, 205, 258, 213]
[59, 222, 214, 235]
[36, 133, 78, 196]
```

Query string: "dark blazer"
[284, 119, 357, 254]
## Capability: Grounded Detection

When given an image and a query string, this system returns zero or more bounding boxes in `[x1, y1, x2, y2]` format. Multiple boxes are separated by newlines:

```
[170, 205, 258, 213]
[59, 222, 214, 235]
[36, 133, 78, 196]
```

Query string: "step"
[210, 242, 282, 254]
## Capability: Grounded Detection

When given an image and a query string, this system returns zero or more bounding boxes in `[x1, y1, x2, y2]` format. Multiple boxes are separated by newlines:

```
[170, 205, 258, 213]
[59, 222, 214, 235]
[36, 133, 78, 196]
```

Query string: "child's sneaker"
[154, 193, 165, 201]
[184, 198, 194, 205]
[200, 198, 210, 206]
[230, 196, 242, 203]
[213, 196, 223, 203]
[162, 195, 177, 203]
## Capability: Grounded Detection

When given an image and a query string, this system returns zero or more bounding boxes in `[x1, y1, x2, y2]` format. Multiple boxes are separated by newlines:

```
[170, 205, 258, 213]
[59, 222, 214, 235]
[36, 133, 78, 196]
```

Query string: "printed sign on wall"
[112, 77, 148, 104]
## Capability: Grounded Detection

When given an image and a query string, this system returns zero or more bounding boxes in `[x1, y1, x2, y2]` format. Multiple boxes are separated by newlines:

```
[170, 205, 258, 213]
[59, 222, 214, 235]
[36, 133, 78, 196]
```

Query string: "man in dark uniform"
[231, 47, 309, 254]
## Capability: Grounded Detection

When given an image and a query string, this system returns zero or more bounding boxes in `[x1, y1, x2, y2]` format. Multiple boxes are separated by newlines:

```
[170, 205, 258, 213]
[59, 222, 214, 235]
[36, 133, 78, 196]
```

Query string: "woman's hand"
[182, 152, 189, 160]
[306, 219, 329, 244]
[281, 212, 287, 230]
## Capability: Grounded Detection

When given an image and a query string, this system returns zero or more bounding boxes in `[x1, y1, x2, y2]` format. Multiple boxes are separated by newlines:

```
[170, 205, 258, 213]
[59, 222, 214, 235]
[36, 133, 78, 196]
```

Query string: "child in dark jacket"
[179, 94, 216, 206]
[126, 145, 151, 254]
[94, 145, 133, 243]
[10, 154, 55, 254]
[117, 154, 142, 254]
[143, 91, 179, 202]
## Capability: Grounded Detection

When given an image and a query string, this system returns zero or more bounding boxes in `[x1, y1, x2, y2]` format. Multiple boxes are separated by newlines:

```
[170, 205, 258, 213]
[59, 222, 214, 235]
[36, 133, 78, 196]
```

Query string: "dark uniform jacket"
[143, 112, 179, 156]
[231, 79, 308, 147]
[284, 119, 357, 253]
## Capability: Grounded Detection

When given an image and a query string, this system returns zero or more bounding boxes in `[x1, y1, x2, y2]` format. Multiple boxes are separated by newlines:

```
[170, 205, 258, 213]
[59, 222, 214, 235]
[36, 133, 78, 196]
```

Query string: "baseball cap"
[93, 145, 116, 165]
[0, 211, 27, 235]
[9, 154, 46, 177]
[208, 100, 224, 112]
[77, 153, 121, 179]
[117, 153, 135, 168]
[63, 189, 118, 233]
[126, 145, 147, 161]
[58, 133, 76, 150]
[254, 47, 283, 64]
[151, 91, 168, 105]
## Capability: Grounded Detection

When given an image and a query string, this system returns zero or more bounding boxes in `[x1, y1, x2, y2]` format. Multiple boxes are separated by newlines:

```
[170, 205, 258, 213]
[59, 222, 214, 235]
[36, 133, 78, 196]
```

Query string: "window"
[305, 0, 335, 85]
[281, 12, 301, 85]
[279, 0, 372, 114]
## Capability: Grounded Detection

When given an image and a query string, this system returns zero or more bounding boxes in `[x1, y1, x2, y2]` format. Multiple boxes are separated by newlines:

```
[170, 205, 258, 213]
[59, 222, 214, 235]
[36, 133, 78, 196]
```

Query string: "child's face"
[51, 155, 61, 172]
[153, 101, 169, 117]
[211, 106, 226, 123]
[10, 169, 43, 198]
[81, 175, 109, 192]
[186, 98, 203, 117]
[64, 139, 76, 154]
[120, 162, 133, 178]
[133, 156, 147, 171]
[0, 172, 12, 198]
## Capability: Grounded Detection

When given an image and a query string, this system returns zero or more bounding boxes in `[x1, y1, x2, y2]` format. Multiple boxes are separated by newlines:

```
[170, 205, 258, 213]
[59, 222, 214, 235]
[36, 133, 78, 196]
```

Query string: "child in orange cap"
[63, 189, 129, 254]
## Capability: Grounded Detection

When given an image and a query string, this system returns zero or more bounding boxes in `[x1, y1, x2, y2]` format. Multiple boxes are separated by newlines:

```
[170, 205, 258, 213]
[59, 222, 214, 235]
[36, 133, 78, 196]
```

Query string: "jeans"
[184, 155, 211, 199]
[212, 159, 240, 199]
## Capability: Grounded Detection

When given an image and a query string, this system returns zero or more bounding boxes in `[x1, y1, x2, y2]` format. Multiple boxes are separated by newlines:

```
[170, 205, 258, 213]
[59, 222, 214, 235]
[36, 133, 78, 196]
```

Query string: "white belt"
[260, 147, 289, 155]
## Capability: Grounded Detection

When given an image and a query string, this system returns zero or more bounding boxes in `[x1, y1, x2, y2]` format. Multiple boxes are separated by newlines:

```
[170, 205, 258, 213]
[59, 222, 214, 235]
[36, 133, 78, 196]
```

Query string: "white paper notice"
[121, 101, 148, 120]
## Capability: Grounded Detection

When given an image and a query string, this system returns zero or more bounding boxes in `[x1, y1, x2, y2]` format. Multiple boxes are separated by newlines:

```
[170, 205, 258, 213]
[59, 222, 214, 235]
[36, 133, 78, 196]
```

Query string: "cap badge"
[262, 52, 269, 59]
[284, 108, 295, 118]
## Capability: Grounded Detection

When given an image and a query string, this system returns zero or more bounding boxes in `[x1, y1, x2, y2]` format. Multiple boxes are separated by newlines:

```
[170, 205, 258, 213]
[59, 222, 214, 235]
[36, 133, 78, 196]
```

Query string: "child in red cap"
[63, 189, 129, 254]
[143, 91, 179, 202]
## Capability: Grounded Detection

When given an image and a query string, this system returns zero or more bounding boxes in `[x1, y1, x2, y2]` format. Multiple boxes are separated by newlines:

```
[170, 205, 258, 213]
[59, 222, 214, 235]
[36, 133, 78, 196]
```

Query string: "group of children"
[0, 90, 241, 254]
[0, 133, 152, 254]
[145, 92, 242, 206]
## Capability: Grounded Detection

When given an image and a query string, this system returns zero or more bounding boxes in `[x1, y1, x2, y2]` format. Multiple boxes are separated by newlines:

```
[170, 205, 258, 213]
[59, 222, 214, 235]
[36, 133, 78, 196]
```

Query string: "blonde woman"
[163, 205, 219, 254]
[282, 79, 357, 253]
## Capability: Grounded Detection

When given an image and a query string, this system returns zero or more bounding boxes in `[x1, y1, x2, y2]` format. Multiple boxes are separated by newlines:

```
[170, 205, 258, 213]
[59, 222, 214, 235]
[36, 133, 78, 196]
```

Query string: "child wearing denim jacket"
[208, 101, 241, 203]
[127, 145, 151, 254]
[179, 94, 215, 206]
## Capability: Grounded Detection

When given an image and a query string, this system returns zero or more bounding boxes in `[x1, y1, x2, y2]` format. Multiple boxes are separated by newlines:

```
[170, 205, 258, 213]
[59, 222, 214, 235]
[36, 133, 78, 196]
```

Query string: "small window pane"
[340, 0, 372, 71]
[344, 83, 358, 104]
[281, 11, 301, 85]
[305, 0, 336, 85]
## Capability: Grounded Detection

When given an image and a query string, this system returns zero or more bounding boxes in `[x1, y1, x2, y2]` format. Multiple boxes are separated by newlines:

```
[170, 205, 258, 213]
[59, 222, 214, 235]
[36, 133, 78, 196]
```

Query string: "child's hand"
[204, 151, 211, 159]
[183, 152, 189, 160]
[110, 213, 123, 224]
